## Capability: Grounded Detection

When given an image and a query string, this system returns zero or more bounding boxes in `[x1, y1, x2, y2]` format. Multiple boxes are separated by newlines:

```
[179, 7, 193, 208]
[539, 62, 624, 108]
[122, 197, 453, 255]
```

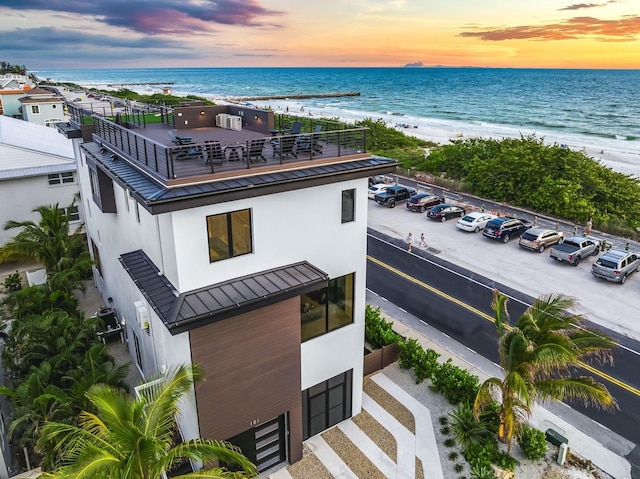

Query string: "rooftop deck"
[86, 110, 368, 186]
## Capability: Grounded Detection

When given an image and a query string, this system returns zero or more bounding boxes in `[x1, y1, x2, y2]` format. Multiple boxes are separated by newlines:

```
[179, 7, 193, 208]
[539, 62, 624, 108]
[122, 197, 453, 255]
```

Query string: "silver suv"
[591, 249, 640, 284]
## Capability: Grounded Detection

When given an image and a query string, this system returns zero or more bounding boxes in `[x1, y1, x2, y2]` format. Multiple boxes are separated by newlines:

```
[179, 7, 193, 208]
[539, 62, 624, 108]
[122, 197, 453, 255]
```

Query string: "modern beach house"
[57, 100, 396, 473]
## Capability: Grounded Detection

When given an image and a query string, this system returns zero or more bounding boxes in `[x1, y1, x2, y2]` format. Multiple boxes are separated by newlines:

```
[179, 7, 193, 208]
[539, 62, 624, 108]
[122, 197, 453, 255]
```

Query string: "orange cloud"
[459, 15, 640, 41]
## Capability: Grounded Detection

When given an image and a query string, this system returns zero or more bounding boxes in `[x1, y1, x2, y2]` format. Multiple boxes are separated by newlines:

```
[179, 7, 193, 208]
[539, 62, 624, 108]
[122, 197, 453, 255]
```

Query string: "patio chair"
[246, 138, 266, 163]
[204, 140, 225, 166]
[168, 130, 193, 145]
[296, 125, 323, 154]
[172, 144, 203, 162]
[270, 122, 304, 148]
[272, 135, 297, 159]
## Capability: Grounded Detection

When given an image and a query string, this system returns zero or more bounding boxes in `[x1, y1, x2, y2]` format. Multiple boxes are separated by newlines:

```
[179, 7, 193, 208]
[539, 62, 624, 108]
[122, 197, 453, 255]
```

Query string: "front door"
[226, 415, 287, 473]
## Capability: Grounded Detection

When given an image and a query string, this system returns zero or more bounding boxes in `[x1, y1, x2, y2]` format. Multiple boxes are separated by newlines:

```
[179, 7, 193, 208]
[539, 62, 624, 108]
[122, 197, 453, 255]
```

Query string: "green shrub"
[444, 438, 456, 447]
[448, 451, 459, 461]
[397, 339, 441, 383]
[449, 402, 489, 449]
[2, 271, 22, 292]
[454, 463, 465, 473]
[463, 438, 518, 473]
[431, 359, 480, 405]
[364, 305, 399, 349]
[469, 465, 496, 479]
[518, 425, 548, 460]
[439, 415, 449, 425]
[440, 426, 451, 435]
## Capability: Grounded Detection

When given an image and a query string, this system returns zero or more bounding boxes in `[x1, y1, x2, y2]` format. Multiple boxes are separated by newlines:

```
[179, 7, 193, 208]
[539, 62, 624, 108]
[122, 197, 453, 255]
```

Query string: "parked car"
[549, 236, 601, 265]
[406, 193, 445, 213]
[518, 228, 564, 253]
[368, 184, 388, 199]
[456, 212, 497, 233]
[374, 185, 417, 208]
[482, 217, 532, 243]
[591, 249, 640, 283]
[427, 204, 466, 222]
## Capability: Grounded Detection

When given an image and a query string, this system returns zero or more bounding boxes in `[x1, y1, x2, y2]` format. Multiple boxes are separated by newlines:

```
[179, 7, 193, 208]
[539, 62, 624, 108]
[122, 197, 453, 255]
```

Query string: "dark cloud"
[459, 15, 640, 41]
[2, 0, 284, 35]
[559, 3, 602, 10]
[0, 26, 198, 66]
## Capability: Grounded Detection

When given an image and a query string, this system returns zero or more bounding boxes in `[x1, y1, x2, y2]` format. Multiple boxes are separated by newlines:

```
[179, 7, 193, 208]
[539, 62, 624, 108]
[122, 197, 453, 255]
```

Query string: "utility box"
[557, 443, 568, 465]
[545, 428, 568, 447]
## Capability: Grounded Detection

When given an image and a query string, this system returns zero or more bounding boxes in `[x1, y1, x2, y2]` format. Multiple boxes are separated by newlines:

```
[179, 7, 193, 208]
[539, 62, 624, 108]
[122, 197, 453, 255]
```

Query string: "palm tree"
[0, 201, 91, 276]
[38, 364, 257, 478]
[473, 290, 617, 452]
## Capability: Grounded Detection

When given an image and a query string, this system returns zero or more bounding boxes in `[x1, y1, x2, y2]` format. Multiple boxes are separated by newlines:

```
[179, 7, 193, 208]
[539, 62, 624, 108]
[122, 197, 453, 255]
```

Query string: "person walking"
[406, 232, 415, 252]
[419, 233, 427, 248]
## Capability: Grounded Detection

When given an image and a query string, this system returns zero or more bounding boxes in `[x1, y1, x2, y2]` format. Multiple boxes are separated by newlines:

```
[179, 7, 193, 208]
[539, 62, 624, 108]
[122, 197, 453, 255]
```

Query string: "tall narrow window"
[31, 105, 40, 114]
[91, 238, 103, 278]
[134, 202, 140, 223]
[341, 189, 355, 223]
[207, 209, 253, 262]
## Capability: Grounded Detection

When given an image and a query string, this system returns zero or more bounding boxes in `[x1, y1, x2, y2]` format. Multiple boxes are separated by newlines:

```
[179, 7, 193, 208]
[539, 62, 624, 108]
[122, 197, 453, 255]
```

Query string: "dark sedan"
[427, 204, 466, 222]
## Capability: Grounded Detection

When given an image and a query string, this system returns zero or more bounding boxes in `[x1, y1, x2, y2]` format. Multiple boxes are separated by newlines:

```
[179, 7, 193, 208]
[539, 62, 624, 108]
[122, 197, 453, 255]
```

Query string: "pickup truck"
[374, 185, 417, 208]
[549, 236, 602, 266]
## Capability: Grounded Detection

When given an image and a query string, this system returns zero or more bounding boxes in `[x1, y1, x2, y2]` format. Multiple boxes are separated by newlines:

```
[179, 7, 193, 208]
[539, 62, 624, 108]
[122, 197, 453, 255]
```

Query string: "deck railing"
[92, 117, 368, 183]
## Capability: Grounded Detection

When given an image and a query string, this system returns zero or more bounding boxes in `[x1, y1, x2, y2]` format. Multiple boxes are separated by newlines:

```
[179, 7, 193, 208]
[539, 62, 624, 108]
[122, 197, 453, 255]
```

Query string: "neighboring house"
[18, 87, 64, 127]
[0, 74, 36, 117]
[0, 115, 80, 247]
[58, 103, 395, 473]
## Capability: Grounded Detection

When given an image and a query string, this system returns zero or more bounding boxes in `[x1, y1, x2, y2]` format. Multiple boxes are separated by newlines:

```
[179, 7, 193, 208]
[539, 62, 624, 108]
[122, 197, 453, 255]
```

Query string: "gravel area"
[351, 410, 397, 462]
[286, 453, 333, 479]
[415, 457, 425, 479]
[322, 427, 386, 479]
[363, 375, 415, 433]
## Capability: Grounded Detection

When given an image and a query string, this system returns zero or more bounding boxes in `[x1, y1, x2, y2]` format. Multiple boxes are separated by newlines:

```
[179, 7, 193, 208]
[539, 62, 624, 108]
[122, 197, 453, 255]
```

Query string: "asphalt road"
[366, 230, 640, 469]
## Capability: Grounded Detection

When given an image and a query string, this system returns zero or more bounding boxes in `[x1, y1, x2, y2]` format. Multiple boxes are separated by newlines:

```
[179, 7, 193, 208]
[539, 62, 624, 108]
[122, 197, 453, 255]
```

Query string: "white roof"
[0, 143, 76, 180]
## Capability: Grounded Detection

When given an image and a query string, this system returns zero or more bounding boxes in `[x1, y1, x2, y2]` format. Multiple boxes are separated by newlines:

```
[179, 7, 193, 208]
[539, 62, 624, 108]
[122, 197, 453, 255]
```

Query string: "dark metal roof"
[119, 250, 328, 335]
[119, 250, 179, 322]
[81, 141, 397, 214]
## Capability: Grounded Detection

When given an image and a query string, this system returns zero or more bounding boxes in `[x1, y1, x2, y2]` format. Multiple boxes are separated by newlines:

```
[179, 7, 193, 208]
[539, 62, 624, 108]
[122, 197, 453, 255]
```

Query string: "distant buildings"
[58, 101, 395, 473]
[0, 115, 79, 247]
[18, 87, 64, 127]
[0, 74, 36, 117]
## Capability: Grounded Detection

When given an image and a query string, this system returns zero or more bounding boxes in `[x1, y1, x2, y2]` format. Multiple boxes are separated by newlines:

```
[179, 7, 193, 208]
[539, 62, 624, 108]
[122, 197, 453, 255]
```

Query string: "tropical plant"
[364, 304, 400, 349]
[38, 364, 257, 478]
[473, 290, 617, 452]
[449, 402, 490, 449]
[0, 201, 91, 277]
[431, 359, 480, 405]
[517, 424, 548, 460]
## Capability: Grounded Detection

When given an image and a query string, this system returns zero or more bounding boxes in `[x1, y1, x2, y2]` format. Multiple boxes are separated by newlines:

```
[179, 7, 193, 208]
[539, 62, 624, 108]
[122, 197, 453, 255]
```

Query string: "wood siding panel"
[190, 297, 303, 462]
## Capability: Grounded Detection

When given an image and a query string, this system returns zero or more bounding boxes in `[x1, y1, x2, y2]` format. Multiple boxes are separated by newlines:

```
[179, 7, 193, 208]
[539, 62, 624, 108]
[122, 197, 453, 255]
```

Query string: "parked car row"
[371, 187, 640, 285]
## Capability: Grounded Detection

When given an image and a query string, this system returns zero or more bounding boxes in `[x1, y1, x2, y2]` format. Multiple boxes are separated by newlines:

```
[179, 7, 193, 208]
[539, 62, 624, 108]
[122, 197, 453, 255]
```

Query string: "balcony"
[77, 105, 368, 186]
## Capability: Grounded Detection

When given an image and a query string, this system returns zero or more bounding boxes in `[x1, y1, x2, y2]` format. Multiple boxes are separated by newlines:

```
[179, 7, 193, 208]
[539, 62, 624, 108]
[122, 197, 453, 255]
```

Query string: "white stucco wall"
[22, 101, 64, 126]
[75, 138, 370, 433]
[0, 174, 80, 246]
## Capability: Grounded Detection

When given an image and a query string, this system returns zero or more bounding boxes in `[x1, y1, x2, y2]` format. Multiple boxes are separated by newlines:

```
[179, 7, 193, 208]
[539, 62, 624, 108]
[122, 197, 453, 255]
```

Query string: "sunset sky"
[1, 0, 639, 69]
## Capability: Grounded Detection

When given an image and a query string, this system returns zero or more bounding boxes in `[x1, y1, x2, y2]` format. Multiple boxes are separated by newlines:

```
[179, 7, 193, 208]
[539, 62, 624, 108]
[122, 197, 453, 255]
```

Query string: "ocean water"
[35, 67, 640, 152]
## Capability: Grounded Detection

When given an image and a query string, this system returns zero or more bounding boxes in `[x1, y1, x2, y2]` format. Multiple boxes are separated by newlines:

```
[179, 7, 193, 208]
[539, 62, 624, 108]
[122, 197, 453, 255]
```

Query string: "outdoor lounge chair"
[296, 125, 323, 154]
[172, 144, 203, 162]
[272, 135, 297, 159]
[246, 138, 266, 163]
[168, 130, 193, 145]
[204, 140, 225, 166]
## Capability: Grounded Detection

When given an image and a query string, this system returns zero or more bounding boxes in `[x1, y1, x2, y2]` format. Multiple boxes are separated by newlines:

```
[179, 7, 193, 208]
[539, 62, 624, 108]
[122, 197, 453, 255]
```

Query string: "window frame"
[47, 171, 75, 186]
[301, 272, 355, 342]
[341, 188, 356, 223]
[207, 209, 253, 263]
[31, 105, 40, 115]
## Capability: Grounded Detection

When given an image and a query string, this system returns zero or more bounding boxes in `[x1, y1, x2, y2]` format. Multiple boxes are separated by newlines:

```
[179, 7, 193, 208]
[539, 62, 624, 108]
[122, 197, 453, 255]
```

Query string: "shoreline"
[63, 81, 640, 179]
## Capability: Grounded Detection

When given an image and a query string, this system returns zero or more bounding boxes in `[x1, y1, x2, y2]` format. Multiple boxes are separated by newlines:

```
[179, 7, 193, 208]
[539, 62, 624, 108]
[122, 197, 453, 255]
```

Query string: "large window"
[48, 172, 74, 185]
[302, 370, 352, 439]
[301, 273, 354, 341]
[58, 205, 80, 222]
[341, 189, 355, 223]
[207, 209, 253, 262]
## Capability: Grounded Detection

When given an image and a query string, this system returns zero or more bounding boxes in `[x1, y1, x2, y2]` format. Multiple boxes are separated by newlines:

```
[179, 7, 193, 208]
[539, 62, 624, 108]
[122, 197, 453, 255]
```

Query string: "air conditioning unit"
[134, 301, 149, 331]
